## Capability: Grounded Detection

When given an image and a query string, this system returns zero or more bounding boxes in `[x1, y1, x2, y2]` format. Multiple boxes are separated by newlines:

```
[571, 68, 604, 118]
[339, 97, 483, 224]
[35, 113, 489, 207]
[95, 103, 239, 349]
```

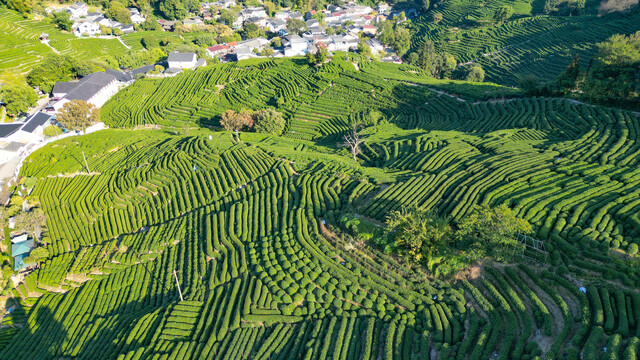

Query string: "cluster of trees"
[521, 31, 640, 109]
[378, 18, 411, 56]
[382, 204, 532, 276]
[306, 46, 329, 65]
[406, 41, 456, 78]
[543, 0, 586, 15]
[0, 85, 37, 116]
[220, 108, 286, 135]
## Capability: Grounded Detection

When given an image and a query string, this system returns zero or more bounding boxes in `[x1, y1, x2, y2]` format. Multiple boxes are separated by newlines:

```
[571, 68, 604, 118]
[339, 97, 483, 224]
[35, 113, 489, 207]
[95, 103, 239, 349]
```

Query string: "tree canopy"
[1, 85, 37, 116]
[57, 100, 99, 134]
[253, 109, 286, 135]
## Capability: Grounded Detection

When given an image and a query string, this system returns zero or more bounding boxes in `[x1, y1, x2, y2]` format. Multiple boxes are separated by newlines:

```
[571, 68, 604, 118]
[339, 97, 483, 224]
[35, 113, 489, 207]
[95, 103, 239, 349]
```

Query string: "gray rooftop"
[21, 112, 52, 133]
[0, 124, 23, 138]
[168, 52, 197, 62]
[63, 72, 117, 102]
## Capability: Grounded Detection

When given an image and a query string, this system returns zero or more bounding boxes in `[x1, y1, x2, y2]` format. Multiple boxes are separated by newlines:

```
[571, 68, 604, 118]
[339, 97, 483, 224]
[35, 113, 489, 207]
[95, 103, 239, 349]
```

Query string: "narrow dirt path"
[117, 36, 131, 49]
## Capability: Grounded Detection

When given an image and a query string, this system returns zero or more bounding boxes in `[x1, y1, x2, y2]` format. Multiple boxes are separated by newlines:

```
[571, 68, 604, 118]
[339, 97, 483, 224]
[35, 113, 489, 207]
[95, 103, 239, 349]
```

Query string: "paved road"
[0, 158, 20, 185]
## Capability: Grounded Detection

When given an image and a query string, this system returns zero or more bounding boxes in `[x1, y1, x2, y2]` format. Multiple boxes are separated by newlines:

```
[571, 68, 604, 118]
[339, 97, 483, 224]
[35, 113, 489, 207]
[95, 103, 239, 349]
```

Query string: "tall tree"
[341, 122, 366, 161]
[254, 109, 286, 135]
[466, 64, 485, 82]
[493, 5, 513, 23]
[15, 208, 47, 243]
[52, 11, 73, 31]
[56, 100, 99, 134]
[286, 18, 308, 35]
[220, 110, 253, 132]
[1, 85, 36, 116]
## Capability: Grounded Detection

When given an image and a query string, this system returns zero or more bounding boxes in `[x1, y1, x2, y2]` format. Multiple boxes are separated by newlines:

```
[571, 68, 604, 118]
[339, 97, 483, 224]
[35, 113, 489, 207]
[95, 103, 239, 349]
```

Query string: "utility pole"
[81, 151, 90, 174]
[172, 270, 184, 301]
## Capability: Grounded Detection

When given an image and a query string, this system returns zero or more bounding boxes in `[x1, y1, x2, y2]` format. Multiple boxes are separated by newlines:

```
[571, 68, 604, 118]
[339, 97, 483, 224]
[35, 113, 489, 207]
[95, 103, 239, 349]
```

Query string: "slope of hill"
[0, 9, 126, 76]
[2, 58, 640, 359]
[406, 1, 640, 85]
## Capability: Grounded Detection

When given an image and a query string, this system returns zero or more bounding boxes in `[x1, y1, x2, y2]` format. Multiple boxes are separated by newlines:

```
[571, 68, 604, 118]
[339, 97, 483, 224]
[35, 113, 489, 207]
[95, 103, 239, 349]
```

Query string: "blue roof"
[12, 239, 34, 257]
[14, 253, 34, 271]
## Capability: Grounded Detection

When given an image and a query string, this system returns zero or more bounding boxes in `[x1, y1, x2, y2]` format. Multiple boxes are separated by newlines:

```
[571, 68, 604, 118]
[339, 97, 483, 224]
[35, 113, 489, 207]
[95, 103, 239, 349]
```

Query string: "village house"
[362, 24, 377, 35]
[184, 17, 205, 26]
[282, 34, 309, 56]
[207, 44, 230, 57]
[0, 112, 53, 146]
[244, 16, 267, 27]
[66, 2, 88, 19]
[11, 234, 35, 271]
[128, 8, 146, 24]
[376, 3, 391, 13]
[51, 72, 120, 112]
[329, 34, 358, 51]
[167, 52, 198, 69]
[235, 46, 253, 60]
[365, 38, 385, 53]
[73, 21, 100, 36]
[265, 18, 287, 34]
[84, 12, 102, 21]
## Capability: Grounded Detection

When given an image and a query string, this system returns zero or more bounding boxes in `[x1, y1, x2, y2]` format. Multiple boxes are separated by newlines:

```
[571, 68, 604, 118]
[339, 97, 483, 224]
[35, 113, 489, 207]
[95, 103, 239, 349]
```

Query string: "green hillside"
[0, 9, 127, 76]
[2, 58, 640, 359]
[406, 2, 640, 85]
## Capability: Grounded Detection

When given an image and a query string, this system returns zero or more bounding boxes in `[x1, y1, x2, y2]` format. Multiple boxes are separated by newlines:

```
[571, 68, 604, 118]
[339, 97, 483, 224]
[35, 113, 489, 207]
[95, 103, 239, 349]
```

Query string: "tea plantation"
[2, 58, 640, 360]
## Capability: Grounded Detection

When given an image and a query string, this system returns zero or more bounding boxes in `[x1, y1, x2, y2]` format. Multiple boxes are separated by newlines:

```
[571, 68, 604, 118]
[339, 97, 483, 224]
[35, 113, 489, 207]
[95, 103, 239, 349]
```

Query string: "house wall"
[168, 60, 197, 69]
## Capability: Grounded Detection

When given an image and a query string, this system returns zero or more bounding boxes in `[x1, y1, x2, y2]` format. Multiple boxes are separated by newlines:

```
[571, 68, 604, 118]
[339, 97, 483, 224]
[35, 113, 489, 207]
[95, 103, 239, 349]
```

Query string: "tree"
[220, 110, 253, 132]
[286, 18, 308, 35]
[271, 38, 282, 47]
[466, 64, 485, 82]
[24, 246, 49, 264]
[254, 109, 286, 135]
[456, 204, 532, 261]
[56, 100, 99, 134]
[141, 15, 161, 31]
[159, 0, 187, 20]
[341, 122, 365, 161]
[494, 5, 513, 23]
[5, 0, 32, 14]
[433, 12, 443, 23]
[264, 1, 276, 16]
[53, 11, 72, 31]
[421, 0, 430, 13]
[554, 55, 581, 94]
[106, 1, 132, 24]
[582, 31, 640, 106]
[1, 85, 36, 116]
[262, 48, 275, 57]
[358, 41, 372, 57]
[407, 52, 419, 65]
[242, 23, 263, 39]
[385, 207, 451, 264]
[218, 9, 237, 26]
[15, 208, 46, 243]
[326, 27, 335, 35]
[113, 27, 123, 36]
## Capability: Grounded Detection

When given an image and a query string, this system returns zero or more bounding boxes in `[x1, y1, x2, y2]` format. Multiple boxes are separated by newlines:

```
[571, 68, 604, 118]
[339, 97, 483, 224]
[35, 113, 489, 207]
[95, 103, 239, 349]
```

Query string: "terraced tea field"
[0, 9, 126, 76]
[2, 58, 640, 359]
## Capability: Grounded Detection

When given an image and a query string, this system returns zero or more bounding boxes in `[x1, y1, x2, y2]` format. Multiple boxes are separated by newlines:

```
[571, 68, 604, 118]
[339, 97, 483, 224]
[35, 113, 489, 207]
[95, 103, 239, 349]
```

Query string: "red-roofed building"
[207, 44, 230, 56]
[363, 24, 376, 35]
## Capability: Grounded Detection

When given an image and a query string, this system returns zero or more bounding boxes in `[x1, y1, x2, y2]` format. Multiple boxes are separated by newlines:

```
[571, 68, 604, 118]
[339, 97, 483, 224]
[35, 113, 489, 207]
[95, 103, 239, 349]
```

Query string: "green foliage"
[254, 108, 286, 135]
[493, 5, 514, 22]
[0, 84, 36, 116]
[286, 18, 307, 35]
[378, 20, 411, 57]
[52, 11, 72, 31]
[456, 204, 531, 261]
[466, 64, 485, 82]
